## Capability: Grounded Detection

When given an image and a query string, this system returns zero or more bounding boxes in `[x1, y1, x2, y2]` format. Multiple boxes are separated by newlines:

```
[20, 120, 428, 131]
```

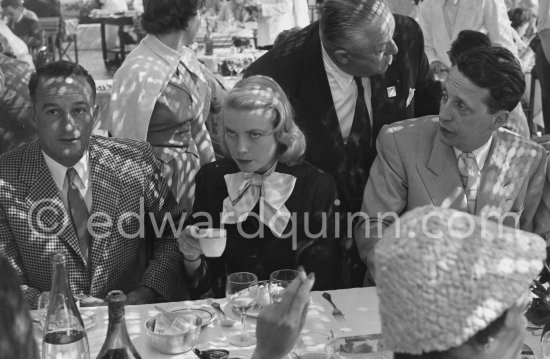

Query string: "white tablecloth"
[35, 288, 381, 358]
[33, 287, 543, 358]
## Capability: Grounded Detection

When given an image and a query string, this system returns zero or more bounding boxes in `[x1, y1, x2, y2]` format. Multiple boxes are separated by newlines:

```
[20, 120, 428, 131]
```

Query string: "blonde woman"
[179, 75, 340, 298]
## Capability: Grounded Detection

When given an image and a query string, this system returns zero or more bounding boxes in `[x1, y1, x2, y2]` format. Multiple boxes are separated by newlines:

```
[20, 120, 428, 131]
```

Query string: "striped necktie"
[66, 167, 90, 265]
[457, 152, 479, 214]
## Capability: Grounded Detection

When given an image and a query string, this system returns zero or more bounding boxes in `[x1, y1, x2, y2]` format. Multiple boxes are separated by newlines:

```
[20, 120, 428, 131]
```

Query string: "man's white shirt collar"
[42, 151, 90, 192]
[321, 41, 356, 93]
[453, 135, 493, 171]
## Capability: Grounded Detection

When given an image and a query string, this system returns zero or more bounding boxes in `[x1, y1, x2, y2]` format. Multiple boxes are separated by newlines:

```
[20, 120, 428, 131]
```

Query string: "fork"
[322, 292, 345, 321]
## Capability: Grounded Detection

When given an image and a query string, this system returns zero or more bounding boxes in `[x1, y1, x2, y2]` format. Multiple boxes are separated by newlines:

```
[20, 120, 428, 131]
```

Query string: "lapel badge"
[386, 86, 397, 98]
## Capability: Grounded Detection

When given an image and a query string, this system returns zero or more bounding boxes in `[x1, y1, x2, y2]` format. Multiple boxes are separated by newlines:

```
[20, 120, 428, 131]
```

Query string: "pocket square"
[406, 88, 416, 107]
[386, 86, 397, 98]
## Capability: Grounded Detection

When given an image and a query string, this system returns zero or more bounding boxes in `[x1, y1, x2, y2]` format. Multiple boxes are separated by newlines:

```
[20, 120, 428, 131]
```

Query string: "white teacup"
[197, 228, 227, 257]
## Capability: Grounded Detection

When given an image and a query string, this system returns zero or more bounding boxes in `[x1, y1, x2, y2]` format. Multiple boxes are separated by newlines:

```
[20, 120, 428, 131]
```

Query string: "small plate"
[168, 306, 216, 327]
[32, 312, 96, 331]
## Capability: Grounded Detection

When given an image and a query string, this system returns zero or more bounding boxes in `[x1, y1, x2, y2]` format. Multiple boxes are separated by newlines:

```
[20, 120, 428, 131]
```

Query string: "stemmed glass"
[226, 59, 236, 76]
[269, 269, 299, 303]
[232, 58, 244, 78]
[226, 272, 259, 347]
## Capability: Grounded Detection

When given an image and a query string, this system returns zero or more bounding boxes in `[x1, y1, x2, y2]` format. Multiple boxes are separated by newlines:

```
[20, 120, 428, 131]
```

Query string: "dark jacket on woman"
[188, 158, 341, 298]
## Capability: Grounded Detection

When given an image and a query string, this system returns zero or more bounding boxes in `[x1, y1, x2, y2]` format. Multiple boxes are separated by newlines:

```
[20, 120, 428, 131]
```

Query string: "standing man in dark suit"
[245, 0, 441, 285]
[0, 61, 186, 308]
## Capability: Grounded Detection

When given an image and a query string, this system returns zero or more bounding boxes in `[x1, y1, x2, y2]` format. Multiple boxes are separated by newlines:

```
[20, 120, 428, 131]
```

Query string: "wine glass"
[226, 272, 259, 347]
[225, 59, 235, 78]
[269, 269, 298, 303]
[232, 58, 244, 77]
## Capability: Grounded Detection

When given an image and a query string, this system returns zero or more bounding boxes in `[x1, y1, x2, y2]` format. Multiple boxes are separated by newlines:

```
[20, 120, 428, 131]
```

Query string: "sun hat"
[376, 205, 545, 354]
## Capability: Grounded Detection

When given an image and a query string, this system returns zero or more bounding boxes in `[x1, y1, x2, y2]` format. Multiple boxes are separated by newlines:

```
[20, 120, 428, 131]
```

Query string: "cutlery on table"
[322, 292, 345, 321]
[211, 302, 236, 327]
[154, 305, 169, 314]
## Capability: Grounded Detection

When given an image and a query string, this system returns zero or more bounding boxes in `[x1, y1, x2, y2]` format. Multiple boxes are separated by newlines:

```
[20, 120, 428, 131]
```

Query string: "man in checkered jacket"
[0, 61, 187, 309]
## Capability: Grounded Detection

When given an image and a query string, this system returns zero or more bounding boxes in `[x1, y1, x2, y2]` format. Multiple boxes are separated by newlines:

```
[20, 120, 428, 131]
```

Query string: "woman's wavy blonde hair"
[222, 75, 306, 165]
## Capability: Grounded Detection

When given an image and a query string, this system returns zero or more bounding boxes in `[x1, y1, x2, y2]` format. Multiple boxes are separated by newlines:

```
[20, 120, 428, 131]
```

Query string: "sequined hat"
[376, 206, 545, 354]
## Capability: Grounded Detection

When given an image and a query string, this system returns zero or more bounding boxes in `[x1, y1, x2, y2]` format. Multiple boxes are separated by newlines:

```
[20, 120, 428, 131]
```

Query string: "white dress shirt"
[418, 0, 518, 68]
[539, 0, 550, 32]
[321, 43, 373, 143]
[443, 0, 460, 36]
[452, 135, 493, 171]
[256, 0, 294, 47]
[43, 151, 93, 213]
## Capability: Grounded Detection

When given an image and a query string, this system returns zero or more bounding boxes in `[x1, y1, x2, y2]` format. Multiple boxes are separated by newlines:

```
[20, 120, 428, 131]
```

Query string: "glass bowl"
[144, 312, 202, 354]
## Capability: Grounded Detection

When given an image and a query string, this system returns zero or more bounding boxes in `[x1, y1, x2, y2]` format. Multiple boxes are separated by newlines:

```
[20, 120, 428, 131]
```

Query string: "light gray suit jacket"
[356, 116, 549, 268]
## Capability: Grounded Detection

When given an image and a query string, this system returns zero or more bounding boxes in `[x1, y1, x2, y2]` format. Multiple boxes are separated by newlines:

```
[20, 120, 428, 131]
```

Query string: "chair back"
[38, 16, 61, 42]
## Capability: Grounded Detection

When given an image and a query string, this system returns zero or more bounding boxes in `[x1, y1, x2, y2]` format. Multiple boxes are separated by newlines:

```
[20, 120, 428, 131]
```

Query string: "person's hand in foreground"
[251, 268, 315, 359]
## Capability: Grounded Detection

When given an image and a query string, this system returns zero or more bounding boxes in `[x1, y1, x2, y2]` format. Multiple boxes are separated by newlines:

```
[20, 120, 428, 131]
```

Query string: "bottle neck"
[51, 260, 74, 299]
[107, 302, 129, 334]
[104, 305, 134, 348]
[106, 316, 129, 339]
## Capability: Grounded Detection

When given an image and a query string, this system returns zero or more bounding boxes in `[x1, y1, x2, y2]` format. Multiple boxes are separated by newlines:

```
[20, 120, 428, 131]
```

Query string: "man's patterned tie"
[66, 167, 90, 265]
[457, 152, 479, 214]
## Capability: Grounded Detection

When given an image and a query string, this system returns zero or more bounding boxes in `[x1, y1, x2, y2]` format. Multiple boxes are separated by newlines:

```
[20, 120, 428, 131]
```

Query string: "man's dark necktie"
[344, 77, 372, 198]
[66, 167, 90, 265]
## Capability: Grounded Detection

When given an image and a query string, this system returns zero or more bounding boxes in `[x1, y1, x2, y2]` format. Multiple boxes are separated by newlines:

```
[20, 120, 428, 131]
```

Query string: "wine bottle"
[204, 20, 214, 56]
[42, 250, 90, 359]
[96, 290, 142, 359]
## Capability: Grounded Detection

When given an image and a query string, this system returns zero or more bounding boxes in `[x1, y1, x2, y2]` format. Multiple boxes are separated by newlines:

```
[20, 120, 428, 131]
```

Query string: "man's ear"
[92, 104, 99, 126]
[490, 110, 509, 130]
[333, 49, 350, 66]
[27, 106, 37, 129]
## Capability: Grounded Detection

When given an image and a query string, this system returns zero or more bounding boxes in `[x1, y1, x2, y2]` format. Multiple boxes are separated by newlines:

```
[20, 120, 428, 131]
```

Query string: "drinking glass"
[225, 59, 235, 78]
[226, 272, 259, 346]
[232, 58, 244, 77]
[37, 291, 51, 327]
[292, 332, 333, 359]
[269, 269, 299, 303]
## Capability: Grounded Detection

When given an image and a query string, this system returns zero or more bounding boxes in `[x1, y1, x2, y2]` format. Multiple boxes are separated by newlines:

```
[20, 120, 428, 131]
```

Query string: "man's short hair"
[319, 0, 388, 49]
[508, 7, 533, 30]
[1, 0, 21, 8]
[28, 60, 96, 103]
[141, 0, 204, 35]
[455, 46, 525, 113]
[448, 30, 491, 65]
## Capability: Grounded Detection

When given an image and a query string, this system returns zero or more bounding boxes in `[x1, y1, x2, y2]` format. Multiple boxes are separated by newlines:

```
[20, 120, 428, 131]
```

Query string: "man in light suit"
[0, 61, 186, 308]
[355, 46, 549, 281]
[245, 0, 441, 286]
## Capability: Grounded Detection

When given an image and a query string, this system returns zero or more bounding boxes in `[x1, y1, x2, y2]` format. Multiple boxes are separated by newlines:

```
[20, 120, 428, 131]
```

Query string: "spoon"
[211, 302, 236, 327]
[154, 305, 169, 314]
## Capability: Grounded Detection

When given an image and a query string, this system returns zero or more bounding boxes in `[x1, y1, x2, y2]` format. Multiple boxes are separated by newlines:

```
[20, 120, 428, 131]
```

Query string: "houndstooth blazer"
[0, 136, 186, 308]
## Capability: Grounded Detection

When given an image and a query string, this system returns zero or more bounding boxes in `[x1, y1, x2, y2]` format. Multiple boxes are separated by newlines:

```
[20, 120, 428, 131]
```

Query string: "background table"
[83, 14, 137, 65]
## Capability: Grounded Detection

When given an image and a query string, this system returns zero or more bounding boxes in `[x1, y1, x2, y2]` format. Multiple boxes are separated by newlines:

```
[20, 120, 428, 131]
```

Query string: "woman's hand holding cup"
[178, 225, 203, 260]
[196, 227, 227, 257]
